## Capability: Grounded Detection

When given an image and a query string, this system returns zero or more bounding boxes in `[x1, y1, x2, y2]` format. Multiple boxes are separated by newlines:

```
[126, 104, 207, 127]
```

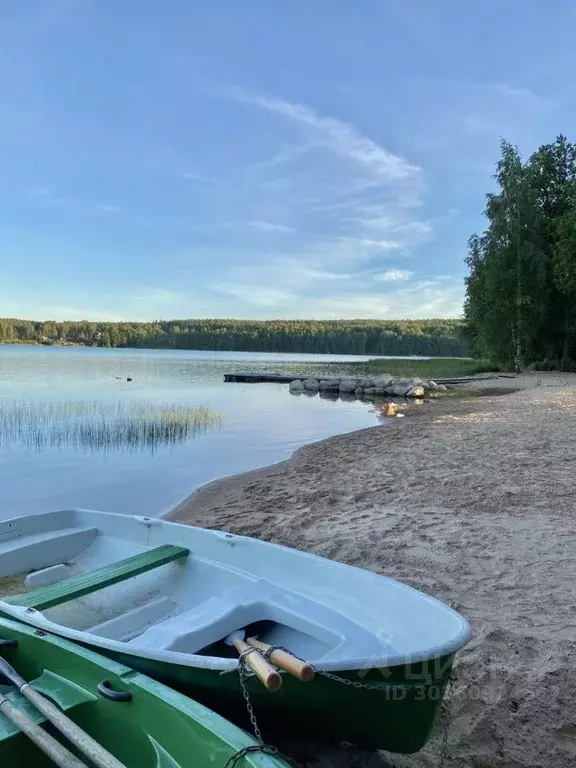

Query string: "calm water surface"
[0, 346, 392, 518]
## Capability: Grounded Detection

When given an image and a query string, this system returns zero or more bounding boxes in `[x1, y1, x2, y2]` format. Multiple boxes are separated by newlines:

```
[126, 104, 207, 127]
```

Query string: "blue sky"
[1, 0, 575, 321]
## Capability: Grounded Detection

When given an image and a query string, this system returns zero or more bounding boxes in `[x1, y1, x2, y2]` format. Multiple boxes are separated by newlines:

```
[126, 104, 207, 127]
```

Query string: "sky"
[2, 0, 576, 322]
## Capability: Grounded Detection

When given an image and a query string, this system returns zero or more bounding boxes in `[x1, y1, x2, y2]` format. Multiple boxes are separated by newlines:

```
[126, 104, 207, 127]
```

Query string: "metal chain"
[261, 644, 393, 691]
[231, 645, 455, 768]
[237, 648, 266, 743]
[315, 668, 393, 690]
[224, 745, 281, 768]
[228, 650, 302, 768]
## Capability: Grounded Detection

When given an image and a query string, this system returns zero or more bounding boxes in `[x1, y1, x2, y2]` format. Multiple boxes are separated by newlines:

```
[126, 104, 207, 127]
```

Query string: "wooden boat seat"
[8, 545, 189, 612]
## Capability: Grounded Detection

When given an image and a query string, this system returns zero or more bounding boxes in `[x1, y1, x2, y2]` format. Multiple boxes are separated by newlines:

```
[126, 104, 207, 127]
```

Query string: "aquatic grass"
[360, 357, 502, 379]
[0, 400, 224, 454]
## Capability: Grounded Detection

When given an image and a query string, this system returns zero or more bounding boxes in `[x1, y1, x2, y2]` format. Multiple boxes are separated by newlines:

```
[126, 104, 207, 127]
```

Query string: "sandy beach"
[168, 373, 576, 768]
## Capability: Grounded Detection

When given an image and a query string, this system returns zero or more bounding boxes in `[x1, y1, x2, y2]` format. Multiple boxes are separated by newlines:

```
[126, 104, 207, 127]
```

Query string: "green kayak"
[0, 617, 288, 768]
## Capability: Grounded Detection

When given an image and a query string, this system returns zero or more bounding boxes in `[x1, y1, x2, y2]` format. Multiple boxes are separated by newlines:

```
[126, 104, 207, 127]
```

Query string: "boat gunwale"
[0, 601, 470, 673]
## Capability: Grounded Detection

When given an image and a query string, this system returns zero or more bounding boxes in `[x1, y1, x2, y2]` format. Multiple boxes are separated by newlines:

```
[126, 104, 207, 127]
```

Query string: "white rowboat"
[0, 509, 470, 752]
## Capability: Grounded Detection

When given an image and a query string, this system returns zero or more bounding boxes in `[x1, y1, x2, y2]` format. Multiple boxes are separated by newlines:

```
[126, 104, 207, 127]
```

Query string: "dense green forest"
[465, 135, 576, 369]
[0, 318, 466, 357]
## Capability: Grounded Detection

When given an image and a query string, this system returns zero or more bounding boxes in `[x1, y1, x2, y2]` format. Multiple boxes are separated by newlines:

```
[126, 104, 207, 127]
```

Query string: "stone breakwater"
[288, 374, 447, 399]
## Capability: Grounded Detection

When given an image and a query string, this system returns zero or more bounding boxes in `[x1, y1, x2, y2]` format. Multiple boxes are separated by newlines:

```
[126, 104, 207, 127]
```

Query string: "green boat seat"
[8, 545, 189, 612]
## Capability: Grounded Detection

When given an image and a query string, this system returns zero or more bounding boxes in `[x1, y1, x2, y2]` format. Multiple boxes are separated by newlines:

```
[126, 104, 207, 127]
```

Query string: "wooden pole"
[232, 637, 283, 692]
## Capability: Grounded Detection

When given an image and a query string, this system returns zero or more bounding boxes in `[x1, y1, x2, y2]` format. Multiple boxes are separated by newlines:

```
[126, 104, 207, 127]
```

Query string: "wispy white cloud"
[25, 187, 68, 206]
[182, 172, 223, 187]
[244, 220, 295, 234]
[235, 90, 420, 182]
[494, 83, 552, 108]
[132, 288, 185, 305]
[374, 269, 413, 283]
[238, 142, 318, 176]
[92, 203, 123, 215]
[337, 236, 402, 251]
[213, 275, 464, 319]
[215, 284, 297, 309]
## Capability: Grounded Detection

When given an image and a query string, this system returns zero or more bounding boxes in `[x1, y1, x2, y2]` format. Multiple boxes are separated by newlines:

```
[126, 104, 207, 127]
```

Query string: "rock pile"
[289, 375, 447, 398]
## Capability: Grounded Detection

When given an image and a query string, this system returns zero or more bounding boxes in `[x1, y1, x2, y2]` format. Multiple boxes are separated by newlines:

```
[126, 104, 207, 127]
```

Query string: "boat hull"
[0, 618, 287, 767]
[87, 642, 455, 753]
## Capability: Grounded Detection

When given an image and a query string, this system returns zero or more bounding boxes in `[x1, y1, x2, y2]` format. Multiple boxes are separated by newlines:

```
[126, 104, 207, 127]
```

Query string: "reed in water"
[0, 400, 223, 453]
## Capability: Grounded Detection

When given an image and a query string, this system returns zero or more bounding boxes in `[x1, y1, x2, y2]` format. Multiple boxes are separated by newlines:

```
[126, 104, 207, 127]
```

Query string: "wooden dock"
[223, 371, 341, 383]
[223, 371, 507, 384]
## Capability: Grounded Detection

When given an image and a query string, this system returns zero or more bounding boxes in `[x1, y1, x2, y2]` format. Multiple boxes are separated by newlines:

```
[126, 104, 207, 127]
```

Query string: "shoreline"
[167, 373, 553, 526]
[166, 372, 576, 767]
[167, 428, 379, 525]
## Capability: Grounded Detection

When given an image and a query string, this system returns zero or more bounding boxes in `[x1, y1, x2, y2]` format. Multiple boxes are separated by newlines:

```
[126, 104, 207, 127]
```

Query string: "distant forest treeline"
[0, 318, 466, 357]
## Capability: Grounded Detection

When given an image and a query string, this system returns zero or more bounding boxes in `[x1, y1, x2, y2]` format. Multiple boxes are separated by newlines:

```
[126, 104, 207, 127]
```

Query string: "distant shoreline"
[0, 317, 466, 357]
[0, 340, 80, 347]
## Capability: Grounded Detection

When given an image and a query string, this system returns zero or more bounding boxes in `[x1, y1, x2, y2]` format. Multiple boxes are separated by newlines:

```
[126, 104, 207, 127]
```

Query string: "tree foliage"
[465, 135, 576, 369]
[0, 317, 466, 357]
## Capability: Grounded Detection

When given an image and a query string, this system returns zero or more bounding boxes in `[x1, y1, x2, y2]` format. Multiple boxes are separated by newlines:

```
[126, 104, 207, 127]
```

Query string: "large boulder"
[289, 380, 304, 392]
[373, 374, 393, 388]
[383, 385, 396, 395]
[406, 385, 425, 398]
[392, 384, 411, 397]
[411, 377, 423, 386]
[319, 378, 341, 391]
[358, 378, 375, 389]
[339, 378, 359, 393]
[374, 387, 387, 396]
[354, 387, 364, 397]
[435, 383, 448, 391]
[303, 378, 320, 391]
[364, 387, 376, 398]
[394, 378, 414, 387]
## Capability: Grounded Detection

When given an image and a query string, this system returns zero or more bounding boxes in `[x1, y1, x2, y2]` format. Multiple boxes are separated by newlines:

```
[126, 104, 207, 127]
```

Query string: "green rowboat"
[0, 616, 288, 767]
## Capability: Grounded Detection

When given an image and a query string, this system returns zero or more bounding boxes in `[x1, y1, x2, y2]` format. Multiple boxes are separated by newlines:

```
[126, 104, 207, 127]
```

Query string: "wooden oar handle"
[0, 697, 87, 768]
[233, 638, 282, 691]
[247, 638, 315, 682]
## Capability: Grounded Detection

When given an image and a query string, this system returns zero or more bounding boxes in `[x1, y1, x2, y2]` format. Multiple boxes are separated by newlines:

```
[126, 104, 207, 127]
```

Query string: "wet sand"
[167, 373, 576, 768]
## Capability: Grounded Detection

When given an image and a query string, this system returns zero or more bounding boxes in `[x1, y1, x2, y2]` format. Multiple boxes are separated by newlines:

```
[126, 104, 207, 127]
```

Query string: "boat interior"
[0, 511, 395, 667]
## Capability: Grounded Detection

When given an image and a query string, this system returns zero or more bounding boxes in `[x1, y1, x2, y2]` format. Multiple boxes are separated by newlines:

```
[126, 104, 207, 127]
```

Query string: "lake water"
[0, 346, 392, 518]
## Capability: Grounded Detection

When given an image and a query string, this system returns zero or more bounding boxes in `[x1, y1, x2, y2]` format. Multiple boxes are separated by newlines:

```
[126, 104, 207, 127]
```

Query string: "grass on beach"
[361, 357, 500, 379]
